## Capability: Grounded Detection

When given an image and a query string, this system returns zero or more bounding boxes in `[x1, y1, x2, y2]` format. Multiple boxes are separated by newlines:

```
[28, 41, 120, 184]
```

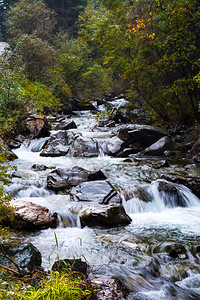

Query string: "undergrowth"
[0, 269, 95, 300]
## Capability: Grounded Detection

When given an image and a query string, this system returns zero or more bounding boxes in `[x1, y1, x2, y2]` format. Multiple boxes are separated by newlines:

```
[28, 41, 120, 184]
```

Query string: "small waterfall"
[18, 137, 49, 152]
[58, 212, 81, 228]
[122, 179, 200, 214]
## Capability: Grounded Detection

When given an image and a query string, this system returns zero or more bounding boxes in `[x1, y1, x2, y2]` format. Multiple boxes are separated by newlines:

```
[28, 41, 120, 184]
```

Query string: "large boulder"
[68, 136, 99, 157]
[143, 136, 175, 156]
[40, 131, 76, 157]
[118, 125, 170, 147]
[0, 243, 42, 271]
[47, 167, 106, 191]
[74, 203, 131, 228]
[162, 174, 200, 198]
[7, 200, 58, 230]
[70, 180, 121, 204]
[100, 136, 124, 156]
[20, 115, 50, 139]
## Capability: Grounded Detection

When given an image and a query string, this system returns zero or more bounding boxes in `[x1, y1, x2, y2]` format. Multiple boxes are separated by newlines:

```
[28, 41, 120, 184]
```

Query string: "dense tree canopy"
[0, 0, 199, 130]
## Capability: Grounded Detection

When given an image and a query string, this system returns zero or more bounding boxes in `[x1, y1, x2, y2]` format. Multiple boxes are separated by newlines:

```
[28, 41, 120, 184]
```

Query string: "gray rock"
[150, 160, 169, 169]
[9, 135, 25, 149]
[47, 166, 89, 190]
[31, 164, 47, 171]
[70, 180, 121, 204]
[47, 167, 107, 191]
[143, 136, 175, 156]
[118, 125, 170, 147]
[75, 203, 131, 228]
[90, 275, 128, 300]
[101, 136, 124, 156]
[122, 186, 151, 203]
[0, 243, 42, 271]
[162, 174, 200, 198]
[68, 136, 99, 157]
[55, 120, 77, 130]
[40, 131, 76, 157]
[156, 180, 187, 207]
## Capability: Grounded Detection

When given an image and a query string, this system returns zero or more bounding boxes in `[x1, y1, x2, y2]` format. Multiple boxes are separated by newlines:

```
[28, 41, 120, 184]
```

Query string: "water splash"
[121, 180, 200, 214]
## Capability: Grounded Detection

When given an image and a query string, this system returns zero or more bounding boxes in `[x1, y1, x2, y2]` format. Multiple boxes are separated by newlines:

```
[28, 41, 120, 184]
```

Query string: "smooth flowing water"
[8, 108, 200, 300]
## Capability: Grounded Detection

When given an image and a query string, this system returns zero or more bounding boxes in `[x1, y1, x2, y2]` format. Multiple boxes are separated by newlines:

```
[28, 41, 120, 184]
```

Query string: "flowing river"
[7, 104, 200, 300]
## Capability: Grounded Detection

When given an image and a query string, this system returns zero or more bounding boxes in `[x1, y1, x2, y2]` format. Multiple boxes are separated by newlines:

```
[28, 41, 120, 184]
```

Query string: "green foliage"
[1, 270, 92, 300]
[92, 108, 112, 122]
[44, 0, 87, 34]
[6, 0, 57, 81]
[23, 81, 61, 113]
[0, 56, 26, 135]
[6, 0, 56, 42]
[0, 148, 15, 247]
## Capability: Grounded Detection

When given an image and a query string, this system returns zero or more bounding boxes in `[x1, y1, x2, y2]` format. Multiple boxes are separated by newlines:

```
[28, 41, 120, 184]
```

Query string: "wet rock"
[40, 131, 76, 157]
[143, 136, 175, 156]
[87, 169, 107, 181]
[55, 120, 77, 130]
[161, 175, 200, 198]
[52, 258, 87, 278]
[157, 180, 187, 207]
[20, 115, 50, 139]
[150, 160, 169, 169]
[7, 200, 58, 230]
[195, 245, 200, 263]
[68, 135, 99, 157]
[123, 158, 135, 163]
[70, 180, 121, 204]
[9, 135, 25, 149]
[0, 243, 42, 271]
[101, 136, 124, 156]
[12, 171, 27, 179]
[193, 153, 200, 164]
[47, 167, 106, 191]
[118, 125, 170, 147]
[109, 108, 130, 124]
[31, 164, 47, 171]
[168, 244, 188, 259]
[71, 98, 96, 111]
[47, 166, 89, 190]
[75, 203, 131, 228]
[117, 144, 142, 157]
[90, 275, 128, 300]
[164, 150, 179, 157]
[122, 186, 151, 203]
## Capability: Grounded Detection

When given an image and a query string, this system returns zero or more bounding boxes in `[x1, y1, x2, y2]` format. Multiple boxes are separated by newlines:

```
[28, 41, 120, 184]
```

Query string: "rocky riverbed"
[2, 98, 200, 299]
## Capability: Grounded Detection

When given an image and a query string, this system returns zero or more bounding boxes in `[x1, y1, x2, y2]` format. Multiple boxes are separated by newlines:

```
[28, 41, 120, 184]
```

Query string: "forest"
[0, 0, 199, 139]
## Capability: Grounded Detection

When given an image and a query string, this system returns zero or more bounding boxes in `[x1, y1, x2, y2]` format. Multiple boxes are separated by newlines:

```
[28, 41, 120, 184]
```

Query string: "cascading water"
[7, 105, 200, 300]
